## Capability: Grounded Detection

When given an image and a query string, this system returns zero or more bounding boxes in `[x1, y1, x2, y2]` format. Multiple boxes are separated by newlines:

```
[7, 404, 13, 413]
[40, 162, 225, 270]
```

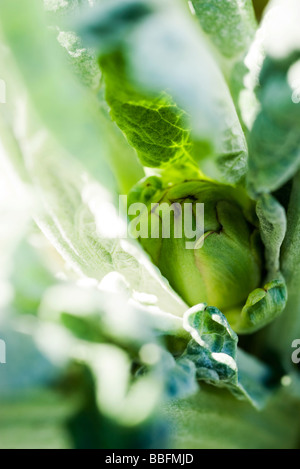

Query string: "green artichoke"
[128, 177, 263, 313]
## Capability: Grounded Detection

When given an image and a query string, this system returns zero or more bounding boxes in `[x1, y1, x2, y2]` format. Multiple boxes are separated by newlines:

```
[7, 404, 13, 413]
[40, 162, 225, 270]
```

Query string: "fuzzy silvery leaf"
[188, 0, 257, 61]
[0, 0, 187, 318]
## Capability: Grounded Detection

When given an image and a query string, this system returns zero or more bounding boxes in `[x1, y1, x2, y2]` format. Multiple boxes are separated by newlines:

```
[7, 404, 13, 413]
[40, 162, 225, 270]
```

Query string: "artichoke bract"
[128, 178, 263, 313]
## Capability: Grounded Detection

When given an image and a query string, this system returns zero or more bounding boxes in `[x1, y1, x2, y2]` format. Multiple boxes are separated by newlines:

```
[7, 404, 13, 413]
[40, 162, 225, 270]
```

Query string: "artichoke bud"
[128, 177, 263, 313]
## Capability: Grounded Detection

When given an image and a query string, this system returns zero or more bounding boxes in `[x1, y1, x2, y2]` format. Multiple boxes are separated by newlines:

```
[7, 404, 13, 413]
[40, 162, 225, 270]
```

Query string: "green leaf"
[223, 193, 288, 334]
[228, 274, 288, 334]
[183, 305, 239, 384]
[281, 172, 300, 297]
[56, 30, 102, 91]
[100, 53, 194, 169]
[247, 53, 300, 195]
[266, 172, 300, 365]
[256, 193, 287, 274]
[182, 304, 272, 408]
[188, 0, 257, 62]
[188, 0, 257, 118]
[78, 0, 248, 183]
[221, 192, 288, 335]
[44, 0, 103, 91]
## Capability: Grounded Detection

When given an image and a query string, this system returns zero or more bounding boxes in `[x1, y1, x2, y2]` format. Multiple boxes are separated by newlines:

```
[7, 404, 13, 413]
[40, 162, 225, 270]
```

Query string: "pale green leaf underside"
[0, 0, 187, 318]
[30, 143, 188, 317]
